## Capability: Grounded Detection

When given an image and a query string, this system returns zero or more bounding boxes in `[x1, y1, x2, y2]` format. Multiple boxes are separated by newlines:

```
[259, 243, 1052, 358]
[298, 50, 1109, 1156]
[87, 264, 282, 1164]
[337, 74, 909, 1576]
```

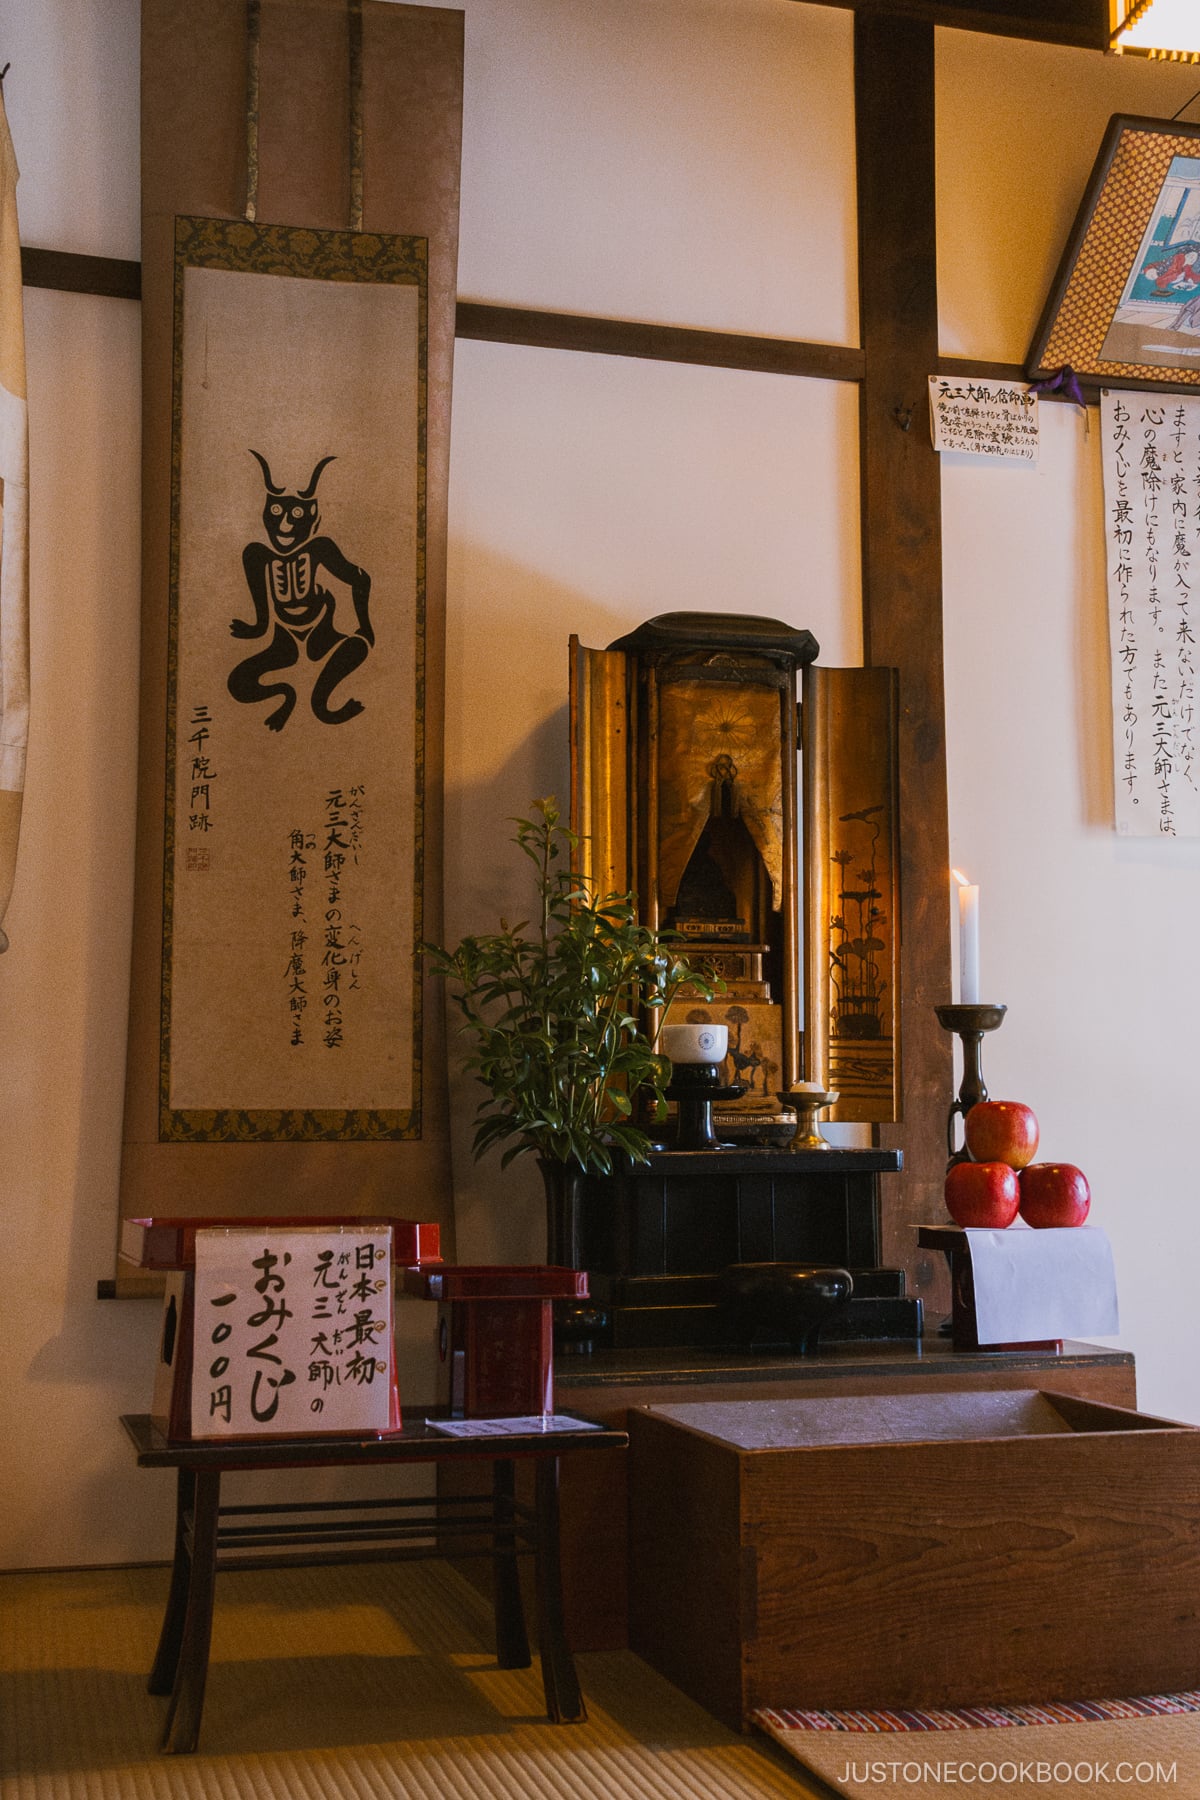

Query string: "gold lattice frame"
[1029, 115, 1200, 391]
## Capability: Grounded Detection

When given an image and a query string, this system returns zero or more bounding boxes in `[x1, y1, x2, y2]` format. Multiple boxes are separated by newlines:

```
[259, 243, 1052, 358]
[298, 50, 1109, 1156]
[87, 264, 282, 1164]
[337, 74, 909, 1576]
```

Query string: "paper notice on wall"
[1101, 389, 1200, 837]
[191, 1227, 396, 1438]
[928, 375, 1039, 463]
[963, 1225, 1119, 1346]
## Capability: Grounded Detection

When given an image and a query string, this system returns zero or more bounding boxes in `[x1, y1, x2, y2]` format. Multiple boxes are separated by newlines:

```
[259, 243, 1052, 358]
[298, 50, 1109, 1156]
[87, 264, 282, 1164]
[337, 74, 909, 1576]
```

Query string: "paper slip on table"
[121, 1410, 627, 1753]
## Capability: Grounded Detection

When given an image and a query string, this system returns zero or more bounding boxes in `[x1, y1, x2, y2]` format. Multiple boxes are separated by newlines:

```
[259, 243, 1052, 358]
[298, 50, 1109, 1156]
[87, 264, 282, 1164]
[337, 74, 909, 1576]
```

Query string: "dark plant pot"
[537, 1155, 587, 1269]
[537, 1156, 610, 1353]
[718, 1262, 854, 1354]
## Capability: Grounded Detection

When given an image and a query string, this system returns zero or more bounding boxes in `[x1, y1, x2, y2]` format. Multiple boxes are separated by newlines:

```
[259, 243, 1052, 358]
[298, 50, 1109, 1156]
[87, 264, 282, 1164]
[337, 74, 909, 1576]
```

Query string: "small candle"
[953, 869, 980, 1003]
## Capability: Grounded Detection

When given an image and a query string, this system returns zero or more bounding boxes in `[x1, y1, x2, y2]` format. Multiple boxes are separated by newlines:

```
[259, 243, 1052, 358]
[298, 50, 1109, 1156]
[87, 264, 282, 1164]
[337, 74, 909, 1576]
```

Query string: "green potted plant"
[426, 797, 710, 1264]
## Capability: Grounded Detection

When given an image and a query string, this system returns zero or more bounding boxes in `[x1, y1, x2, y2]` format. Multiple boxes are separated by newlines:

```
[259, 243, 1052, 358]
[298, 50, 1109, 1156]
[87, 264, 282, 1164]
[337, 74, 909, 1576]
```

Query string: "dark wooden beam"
[856, 13, 952, 1315]
[15, 259, 1098, 406]
[455, 303, 865, 381]
[804, 0, 1108, 51]
[21, 246, 141, 300]
[19, 254, 869, 381]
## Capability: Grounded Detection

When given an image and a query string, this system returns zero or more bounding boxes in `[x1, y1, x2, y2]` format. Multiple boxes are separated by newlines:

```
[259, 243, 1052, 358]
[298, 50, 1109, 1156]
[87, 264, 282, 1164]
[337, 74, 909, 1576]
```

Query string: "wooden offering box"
[121, 1214, 441, 1271]
[629, 1390, 1200, 1729]
[403, 1265, 590, 1418]
[121, 1215, 441, 1443]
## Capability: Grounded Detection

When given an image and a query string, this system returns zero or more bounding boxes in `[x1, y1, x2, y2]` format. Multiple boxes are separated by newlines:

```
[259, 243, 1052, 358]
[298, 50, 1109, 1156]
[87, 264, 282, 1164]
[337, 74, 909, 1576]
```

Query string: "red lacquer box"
[121, 1214, 441, 1270]
[403, 1265, 589, 1418]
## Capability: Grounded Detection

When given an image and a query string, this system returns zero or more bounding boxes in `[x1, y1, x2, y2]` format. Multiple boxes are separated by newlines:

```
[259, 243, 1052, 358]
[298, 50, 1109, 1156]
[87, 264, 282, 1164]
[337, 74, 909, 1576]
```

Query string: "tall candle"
[953, 870, 980, 1004]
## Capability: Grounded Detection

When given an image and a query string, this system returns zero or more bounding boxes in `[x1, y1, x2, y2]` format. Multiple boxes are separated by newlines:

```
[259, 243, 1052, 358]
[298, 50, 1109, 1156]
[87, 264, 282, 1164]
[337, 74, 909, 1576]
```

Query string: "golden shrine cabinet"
[568, 613, 913, 1351]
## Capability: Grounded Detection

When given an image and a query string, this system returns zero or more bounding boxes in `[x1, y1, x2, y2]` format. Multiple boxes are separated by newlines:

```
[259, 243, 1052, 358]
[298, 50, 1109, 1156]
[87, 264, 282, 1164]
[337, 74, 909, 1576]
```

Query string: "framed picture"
[1028, 114, 1200, 392]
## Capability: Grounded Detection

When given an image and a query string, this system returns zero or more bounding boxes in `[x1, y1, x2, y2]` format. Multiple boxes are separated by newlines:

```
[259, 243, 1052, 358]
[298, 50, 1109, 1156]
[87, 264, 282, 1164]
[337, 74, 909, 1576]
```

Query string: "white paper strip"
[1101, 389, 1200, 837]
[964, 1224, 1119, 1346]
[426, 1414, 603, 1437]
[928, 375, 1038, 462]
[0, 91, 29, 938]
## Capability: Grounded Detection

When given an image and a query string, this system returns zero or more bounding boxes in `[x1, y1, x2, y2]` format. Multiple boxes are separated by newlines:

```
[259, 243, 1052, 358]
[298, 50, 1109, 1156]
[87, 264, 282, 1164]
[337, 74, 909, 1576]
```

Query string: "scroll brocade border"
[160, 216, 428, 1144]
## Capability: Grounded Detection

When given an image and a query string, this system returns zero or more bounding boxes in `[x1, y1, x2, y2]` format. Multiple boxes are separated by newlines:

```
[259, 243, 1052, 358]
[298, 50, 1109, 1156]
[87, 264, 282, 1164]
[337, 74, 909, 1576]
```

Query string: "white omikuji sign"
[928, 375, 1039, 463]
[191, 1227, 395, 1438]
[1101, 390, 1200, 837]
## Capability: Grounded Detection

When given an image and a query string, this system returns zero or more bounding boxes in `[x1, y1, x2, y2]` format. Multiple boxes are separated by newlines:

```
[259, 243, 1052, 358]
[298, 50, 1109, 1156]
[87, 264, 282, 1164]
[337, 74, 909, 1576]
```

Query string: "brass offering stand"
[779, 1088, 839, 1152]
[934, 1003, 1007, 1168]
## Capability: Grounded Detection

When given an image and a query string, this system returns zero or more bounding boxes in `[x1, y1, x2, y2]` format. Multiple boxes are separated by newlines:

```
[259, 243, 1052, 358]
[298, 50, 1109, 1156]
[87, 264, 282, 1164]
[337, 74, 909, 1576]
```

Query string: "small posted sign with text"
[929, 375, 1039, 464]
[191, 1226, 398, 1438]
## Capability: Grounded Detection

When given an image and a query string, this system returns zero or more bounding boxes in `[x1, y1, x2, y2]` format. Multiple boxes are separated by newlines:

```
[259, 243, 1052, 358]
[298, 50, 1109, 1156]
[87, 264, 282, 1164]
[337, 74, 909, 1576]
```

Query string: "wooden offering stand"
[120, 1214, 441, 1443]
[918, 1224, 1062, 1351]
[403, 1264, 591, 1417]
[572, 1148, 917, 1350]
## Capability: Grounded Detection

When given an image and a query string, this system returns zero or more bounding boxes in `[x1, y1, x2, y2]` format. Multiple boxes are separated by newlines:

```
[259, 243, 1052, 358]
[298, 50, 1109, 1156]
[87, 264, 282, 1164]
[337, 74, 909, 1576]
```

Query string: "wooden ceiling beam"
[802, 0, 1109, 53]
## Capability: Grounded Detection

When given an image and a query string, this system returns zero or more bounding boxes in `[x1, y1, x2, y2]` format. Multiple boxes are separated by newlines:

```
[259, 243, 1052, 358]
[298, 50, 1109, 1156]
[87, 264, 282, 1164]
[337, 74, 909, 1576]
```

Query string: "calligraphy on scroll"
[162, 219, 426, 1137]
[1101, 389, 1199, 836]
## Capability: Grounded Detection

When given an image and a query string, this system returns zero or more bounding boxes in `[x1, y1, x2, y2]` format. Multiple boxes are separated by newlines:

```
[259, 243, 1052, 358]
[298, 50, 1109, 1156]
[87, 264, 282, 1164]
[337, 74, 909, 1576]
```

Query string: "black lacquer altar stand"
[567, 1144, 917, 1350]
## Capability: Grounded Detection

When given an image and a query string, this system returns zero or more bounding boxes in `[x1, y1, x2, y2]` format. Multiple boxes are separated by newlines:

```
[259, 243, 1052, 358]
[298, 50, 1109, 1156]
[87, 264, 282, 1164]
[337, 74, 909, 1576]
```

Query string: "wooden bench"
[122, 1410, 626, 1753]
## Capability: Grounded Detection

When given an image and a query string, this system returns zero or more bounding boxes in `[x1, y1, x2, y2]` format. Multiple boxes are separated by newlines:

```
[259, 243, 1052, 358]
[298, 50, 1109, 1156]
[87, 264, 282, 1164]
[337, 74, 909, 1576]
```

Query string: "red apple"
[964, 1100, 1040, 1169]
[944, 1160, 1020, 1228]
[1018, 1163, 1091, 1229]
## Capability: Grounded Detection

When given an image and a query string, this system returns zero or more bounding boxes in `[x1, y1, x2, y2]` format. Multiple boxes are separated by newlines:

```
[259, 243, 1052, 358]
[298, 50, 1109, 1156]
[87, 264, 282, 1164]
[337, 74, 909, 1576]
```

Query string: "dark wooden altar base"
[574, 1146, 909, 1351]
[445, 1337, 1137, 1651]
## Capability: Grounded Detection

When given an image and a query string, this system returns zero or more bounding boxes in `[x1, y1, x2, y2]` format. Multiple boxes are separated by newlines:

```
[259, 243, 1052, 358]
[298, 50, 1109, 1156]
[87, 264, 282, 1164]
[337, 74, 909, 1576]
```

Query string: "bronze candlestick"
[934, 1003, 1007, 1168]
[779, 1088, 839, 1152]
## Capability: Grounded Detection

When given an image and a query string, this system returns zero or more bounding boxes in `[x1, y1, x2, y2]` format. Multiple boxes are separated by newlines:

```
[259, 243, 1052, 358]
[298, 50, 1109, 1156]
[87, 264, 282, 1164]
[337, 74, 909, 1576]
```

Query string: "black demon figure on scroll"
[228, 450, 374, 731]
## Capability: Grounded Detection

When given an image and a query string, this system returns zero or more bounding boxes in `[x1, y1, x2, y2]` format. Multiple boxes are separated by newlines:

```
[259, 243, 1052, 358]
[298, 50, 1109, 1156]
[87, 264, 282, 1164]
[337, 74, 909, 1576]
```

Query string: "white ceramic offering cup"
[661, 1023, 729, 1065]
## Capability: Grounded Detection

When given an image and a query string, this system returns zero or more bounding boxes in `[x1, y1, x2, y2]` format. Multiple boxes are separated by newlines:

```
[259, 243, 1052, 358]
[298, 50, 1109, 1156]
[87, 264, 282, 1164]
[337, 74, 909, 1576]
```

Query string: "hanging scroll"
[166, 218, 423, 1132]
[1101, 389, 1200, 837]
[120, 0, 463, 1283]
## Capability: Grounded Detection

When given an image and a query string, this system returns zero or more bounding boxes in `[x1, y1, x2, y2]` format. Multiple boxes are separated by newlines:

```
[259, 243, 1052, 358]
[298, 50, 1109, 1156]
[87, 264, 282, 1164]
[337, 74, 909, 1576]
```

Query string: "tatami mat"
[758, 1703, 1200, 1797]
[0, 1560, 819, 1800]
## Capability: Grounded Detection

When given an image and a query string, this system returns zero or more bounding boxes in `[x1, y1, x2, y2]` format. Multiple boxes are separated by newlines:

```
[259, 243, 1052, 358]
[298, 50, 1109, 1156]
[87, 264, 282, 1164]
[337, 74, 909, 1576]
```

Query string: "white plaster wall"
[6, 0, 1200, 1569]
[444, 341, 862, 1258]
[940, 402, 1200, 1426]
[936, 30, 1200, 1426]
[453, 0, 857, 340]
[937, 29, 1200, 363]
[0, 0, 860, 1568]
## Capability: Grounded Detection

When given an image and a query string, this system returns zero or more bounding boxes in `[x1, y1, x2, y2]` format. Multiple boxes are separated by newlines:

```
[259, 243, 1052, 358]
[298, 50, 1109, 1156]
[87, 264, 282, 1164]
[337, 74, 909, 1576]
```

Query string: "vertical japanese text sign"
[1101, 390, 1200, 836]
[191, 1227, 397, 1438]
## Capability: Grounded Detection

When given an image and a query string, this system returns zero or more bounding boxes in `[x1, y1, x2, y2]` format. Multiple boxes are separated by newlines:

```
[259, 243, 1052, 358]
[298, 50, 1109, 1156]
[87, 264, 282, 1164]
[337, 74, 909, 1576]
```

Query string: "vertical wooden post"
[855, 15, 952, 1312]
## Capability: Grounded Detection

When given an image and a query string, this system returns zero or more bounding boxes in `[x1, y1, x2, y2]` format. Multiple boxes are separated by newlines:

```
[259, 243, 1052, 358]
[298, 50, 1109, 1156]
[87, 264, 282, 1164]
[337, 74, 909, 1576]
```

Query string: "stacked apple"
[944, 1101, 1091, 1230]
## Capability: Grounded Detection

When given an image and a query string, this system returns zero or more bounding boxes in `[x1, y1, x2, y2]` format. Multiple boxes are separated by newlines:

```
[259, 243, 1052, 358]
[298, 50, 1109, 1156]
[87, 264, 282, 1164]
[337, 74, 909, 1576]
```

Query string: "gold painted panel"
[803, 665, 900, 1124]
[568, 637, 629, 898]
[655, 678, 784, 914]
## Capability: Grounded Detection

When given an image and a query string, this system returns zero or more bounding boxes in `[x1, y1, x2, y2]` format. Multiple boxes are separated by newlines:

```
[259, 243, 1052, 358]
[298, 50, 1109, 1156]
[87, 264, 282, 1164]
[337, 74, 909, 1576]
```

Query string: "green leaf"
[426, 796, 712, 1173]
